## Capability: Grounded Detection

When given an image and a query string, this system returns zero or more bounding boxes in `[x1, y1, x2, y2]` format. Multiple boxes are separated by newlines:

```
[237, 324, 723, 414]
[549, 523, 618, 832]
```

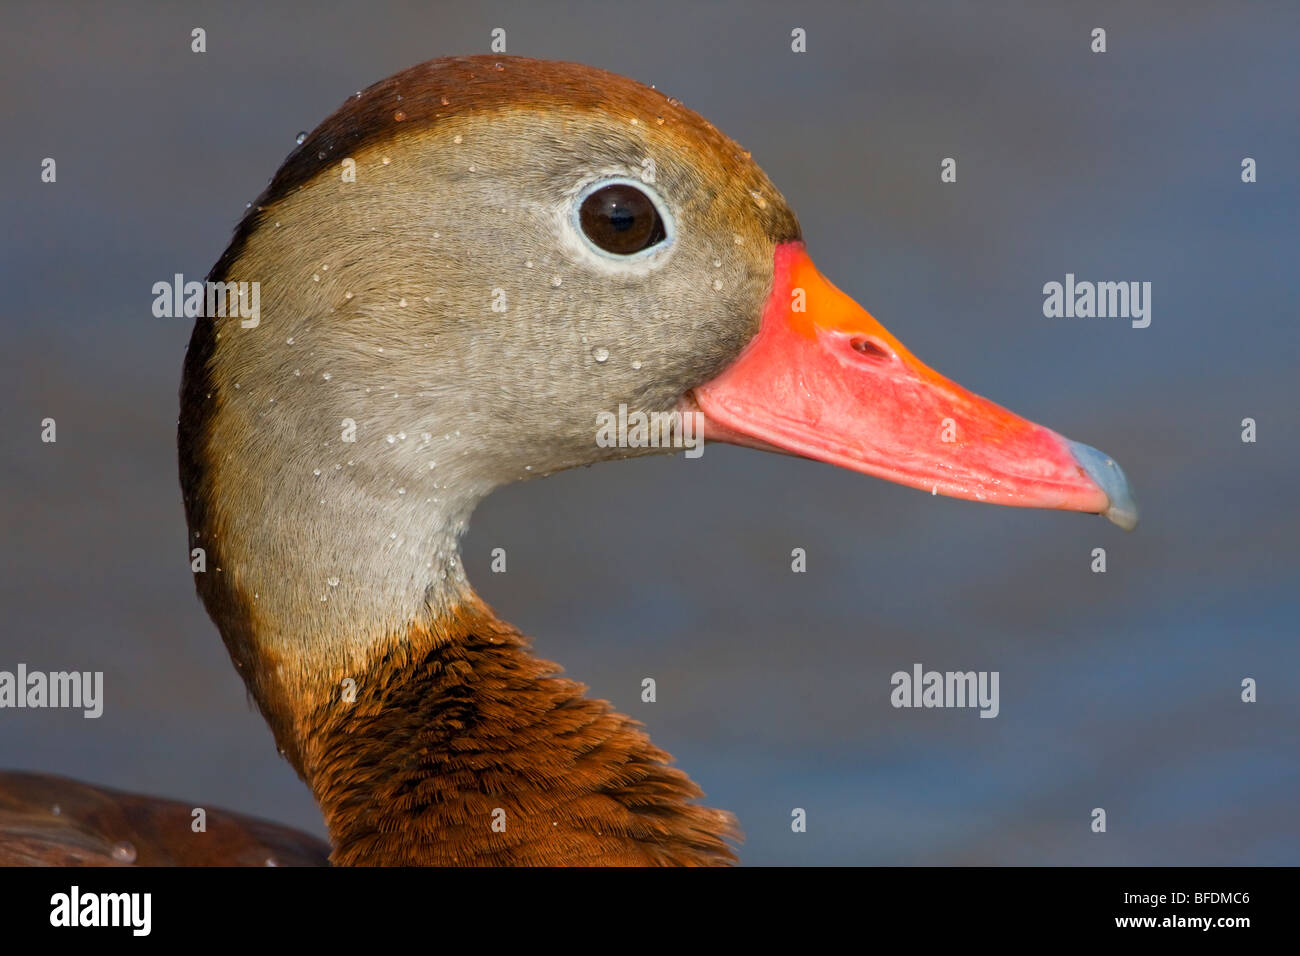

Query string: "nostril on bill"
[850, 337, 890, 360]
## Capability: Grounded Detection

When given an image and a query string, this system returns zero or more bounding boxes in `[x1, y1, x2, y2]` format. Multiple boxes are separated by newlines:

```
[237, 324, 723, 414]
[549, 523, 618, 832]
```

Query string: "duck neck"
[181, 323, 736, 864]
[187, 490, 737, 864]
[284, 595, 736, 865]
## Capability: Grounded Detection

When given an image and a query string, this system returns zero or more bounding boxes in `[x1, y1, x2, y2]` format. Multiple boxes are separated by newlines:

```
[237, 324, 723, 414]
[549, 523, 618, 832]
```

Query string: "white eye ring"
[569, 175, 676, 265]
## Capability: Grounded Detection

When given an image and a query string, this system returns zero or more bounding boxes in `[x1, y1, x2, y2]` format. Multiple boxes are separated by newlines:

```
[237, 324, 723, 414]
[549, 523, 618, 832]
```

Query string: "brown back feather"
[0, 771, 329, 866]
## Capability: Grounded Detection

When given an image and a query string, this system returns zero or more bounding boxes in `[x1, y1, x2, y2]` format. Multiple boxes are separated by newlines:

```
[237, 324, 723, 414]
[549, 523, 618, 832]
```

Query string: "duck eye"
[578, 183, 667, 255]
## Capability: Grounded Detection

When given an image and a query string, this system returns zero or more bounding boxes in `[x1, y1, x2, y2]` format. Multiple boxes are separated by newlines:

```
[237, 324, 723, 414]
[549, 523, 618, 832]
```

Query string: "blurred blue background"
[1, 0, 1296, 864]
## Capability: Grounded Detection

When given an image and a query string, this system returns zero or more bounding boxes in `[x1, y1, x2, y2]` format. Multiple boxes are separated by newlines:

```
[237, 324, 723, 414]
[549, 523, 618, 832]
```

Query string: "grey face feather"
[184, 105, 798, 668]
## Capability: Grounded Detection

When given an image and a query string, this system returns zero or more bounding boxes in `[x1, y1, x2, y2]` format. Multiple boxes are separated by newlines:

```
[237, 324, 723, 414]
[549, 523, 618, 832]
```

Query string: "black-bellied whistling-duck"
[1, 55, 1135, 867]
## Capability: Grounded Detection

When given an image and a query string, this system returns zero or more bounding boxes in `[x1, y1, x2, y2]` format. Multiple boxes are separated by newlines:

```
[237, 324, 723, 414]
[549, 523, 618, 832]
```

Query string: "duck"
[0, 54, 1136, 867]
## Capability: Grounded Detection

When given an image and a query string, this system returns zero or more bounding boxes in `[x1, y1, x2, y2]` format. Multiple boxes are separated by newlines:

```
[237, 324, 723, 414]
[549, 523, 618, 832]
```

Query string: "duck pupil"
[579, 184, 666, 254]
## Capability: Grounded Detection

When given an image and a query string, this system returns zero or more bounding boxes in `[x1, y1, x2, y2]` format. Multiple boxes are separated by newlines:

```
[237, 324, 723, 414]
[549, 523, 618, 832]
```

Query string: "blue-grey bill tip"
[1066, 440, 1139, 531]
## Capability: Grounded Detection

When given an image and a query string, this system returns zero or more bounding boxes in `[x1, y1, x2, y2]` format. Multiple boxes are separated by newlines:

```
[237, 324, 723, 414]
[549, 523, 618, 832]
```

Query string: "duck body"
[6, 55, 1136, 866]
[0, 771, 329, 866]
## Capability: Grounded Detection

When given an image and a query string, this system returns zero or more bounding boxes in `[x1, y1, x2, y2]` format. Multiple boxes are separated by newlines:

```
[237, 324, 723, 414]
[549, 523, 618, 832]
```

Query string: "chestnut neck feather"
[295, 596, 738, 865]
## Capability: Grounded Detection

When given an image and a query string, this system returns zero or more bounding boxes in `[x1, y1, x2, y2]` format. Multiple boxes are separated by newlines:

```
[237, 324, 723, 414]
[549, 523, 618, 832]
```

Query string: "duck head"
[180, 55, 1135, 864]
